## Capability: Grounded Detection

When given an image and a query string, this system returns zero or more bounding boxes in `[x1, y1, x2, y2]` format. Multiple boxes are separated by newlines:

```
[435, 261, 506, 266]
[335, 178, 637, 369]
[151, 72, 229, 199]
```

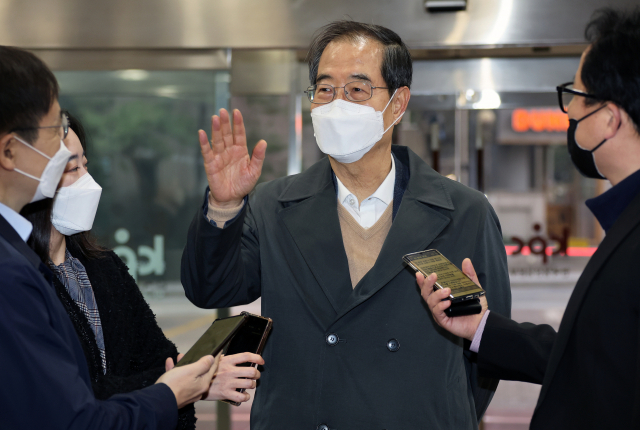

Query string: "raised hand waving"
[198, 108, 267, 208]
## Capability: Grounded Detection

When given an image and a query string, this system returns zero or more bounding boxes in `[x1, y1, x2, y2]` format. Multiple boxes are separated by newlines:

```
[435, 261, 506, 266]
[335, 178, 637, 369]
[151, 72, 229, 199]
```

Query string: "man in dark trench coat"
[182, 20, 512, 430]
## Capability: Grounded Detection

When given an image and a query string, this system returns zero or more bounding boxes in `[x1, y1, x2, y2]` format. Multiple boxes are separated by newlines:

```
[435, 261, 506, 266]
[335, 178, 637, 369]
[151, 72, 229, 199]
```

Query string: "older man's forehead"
[316, 39, 384, 78]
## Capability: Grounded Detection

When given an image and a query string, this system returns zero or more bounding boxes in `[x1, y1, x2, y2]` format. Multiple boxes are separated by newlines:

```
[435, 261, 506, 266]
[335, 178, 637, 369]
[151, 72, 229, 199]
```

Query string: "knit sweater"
[52, 240, 196, 430]
[337, 202, 393, 287]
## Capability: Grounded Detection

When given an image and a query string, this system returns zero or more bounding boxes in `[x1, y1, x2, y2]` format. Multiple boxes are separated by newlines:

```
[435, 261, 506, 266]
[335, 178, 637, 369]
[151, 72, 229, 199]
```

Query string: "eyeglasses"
[556, 82, 600, 113]
[12, 112, 69, 140]
[305, 81, 389, 104]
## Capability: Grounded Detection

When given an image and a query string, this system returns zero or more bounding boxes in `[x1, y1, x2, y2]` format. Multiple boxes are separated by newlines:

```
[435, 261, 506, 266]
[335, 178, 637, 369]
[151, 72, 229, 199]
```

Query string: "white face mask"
[13, 137, 72, 203]
[310, 89, 404, 164]
[51, 172, 102, 236]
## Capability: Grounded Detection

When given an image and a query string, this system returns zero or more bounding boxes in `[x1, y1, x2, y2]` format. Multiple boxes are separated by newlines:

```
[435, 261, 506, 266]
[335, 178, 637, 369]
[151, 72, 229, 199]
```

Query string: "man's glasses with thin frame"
[556, 82, 600, 113]
[12, 112, 69, 140]
[305, 81, 389, 104]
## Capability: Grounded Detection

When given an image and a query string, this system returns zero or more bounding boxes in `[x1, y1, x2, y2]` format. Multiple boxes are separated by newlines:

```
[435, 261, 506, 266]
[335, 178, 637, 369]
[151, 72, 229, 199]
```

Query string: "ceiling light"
[117, 69, 150, 81]
[425, 0, 467, 12]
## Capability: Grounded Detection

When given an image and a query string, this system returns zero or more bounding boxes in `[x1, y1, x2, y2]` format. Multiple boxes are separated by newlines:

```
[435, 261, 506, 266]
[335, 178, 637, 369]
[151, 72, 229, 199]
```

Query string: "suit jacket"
[182, 146, 512, 430]
[0, 214, 178, 430]
[477, 190, 640, 429]
[51, 242, 196, 429]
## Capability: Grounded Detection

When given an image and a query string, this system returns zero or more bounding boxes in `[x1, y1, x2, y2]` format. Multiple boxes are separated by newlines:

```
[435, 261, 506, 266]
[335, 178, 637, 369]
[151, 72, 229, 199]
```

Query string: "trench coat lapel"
[277, 148, 457, 326]
[277, 159, 353, 318]
[536, 191, 640, 409]
[336, 147, 455, 320]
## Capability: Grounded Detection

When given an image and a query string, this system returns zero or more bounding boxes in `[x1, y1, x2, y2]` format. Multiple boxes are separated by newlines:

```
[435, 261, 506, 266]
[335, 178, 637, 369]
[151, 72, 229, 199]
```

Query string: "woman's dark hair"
[582, 7, 640, 133]
[21, 111, 106, 263]
[0, 46, 59, 143]
[306, 20, 412, 96]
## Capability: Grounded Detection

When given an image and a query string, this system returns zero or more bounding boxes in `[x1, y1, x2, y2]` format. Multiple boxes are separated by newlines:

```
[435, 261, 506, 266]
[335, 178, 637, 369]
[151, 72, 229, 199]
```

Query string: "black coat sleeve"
[181, 189, 262, 309]
[68, 247, 196, 430]
[463, 202, 513, 420]
[97, 251, 196, 429]
[477, 311, 557, 384]
[0, 261, 178, 430]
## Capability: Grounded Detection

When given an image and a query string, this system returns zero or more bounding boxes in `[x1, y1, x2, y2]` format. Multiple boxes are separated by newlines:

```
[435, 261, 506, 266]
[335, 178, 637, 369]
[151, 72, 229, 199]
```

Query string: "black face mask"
[567, 104, 608, 179]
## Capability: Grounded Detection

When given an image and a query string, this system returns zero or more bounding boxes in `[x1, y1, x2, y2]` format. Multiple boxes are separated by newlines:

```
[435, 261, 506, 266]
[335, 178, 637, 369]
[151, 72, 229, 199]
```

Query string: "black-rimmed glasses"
[12, 112, 69, 140]
[556, 82, 600, 113]
[305, 81, 389, 104]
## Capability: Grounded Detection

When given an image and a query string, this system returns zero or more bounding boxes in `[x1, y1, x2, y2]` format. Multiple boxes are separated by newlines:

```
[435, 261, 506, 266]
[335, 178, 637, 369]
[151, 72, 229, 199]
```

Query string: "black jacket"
[0, 214, 178, 429]
[55, 241, 196, 429]
[477, 191, 640, 429]
[182, 146, 512, 430]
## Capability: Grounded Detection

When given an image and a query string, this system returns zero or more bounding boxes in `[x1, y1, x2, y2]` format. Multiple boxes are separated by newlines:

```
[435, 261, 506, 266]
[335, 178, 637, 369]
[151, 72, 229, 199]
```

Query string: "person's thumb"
[193, 355, 215, 377]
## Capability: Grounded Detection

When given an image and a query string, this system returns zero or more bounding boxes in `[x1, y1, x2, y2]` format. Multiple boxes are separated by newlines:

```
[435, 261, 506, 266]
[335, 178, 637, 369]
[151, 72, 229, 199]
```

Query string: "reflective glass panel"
[56, 70, 230, 294]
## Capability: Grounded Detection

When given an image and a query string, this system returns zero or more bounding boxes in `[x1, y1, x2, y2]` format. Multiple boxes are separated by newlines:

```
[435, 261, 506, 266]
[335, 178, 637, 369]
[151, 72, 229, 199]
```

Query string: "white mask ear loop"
[381, 88, 405, 134]
[13, 135, 54, 159]
[12, 135, 54, 182]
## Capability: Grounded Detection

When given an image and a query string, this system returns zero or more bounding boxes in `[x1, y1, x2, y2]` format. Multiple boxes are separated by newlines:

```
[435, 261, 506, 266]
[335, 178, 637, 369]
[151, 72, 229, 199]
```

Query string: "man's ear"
[0, 134, 17, 171]
[393, 86, 411, 117]
[604, 103, 623, 139]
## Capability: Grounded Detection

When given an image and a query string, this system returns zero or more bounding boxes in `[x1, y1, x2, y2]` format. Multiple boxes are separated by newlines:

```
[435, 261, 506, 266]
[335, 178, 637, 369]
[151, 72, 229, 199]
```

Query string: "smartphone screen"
[403, 249, 484, 302]
[176, 314, 246, 367]
[224, 315, 270, 359]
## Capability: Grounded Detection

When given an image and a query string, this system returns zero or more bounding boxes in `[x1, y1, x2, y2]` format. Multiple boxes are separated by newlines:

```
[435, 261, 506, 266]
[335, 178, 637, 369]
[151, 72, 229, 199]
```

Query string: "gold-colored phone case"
[403, 249, 485, 303]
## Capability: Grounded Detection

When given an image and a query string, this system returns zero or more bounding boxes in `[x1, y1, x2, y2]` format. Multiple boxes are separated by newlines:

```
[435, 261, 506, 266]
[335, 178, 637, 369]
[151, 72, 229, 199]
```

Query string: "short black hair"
[307, 20, 412, 96]
[582, 7, 640, 132]
[0, 46, 59, 143]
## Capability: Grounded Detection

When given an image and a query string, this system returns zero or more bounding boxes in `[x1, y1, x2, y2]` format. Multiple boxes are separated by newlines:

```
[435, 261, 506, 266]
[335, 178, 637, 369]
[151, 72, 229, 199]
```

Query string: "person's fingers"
[191, 355, 216, 381]
[232, 378, 257, 390]
[226, 390, 251, 404]
[220, 367, 261, 382]
[219, 108, 234, 150]
[425, 287, 452, 311]
[417, 272, 438, 298]
[198, 130, 216, 164]
[225, 352, 265, 366]
[177, 353, 185, 362]
[194, 355, 218, 400]
[249, 140, 267, 179]
[416, 271, 425, 286]
[232, 109, 247, 148]
[416, 272, 434, 297]
[232, 366, 261, 380]
[210, 115, 224, 153]
[165, 357, 175, 372]
[461, 258, 481, 287]
[211, 352, 223, 376]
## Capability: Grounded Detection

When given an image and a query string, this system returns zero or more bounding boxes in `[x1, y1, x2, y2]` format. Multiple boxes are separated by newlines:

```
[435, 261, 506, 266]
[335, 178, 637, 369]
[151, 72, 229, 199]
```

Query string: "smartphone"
[220, 312, 273, 406]
[176, 314, 247, 367]
[403, 249, 485, 303]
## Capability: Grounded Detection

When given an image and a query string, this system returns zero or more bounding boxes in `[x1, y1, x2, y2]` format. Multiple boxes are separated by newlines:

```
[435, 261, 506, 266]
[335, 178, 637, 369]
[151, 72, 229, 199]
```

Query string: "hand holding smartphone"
[403, 249, 484, 316]
[176, 311, 272, 405]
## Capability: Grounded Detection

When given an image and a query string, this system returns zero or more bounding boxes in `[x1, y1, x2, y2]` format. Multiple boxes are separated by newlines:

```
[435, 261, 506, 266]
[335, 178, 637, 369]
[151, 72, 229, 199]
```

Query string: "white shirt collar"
[336, 154, 395, 207]
[0, 201, 33, 242]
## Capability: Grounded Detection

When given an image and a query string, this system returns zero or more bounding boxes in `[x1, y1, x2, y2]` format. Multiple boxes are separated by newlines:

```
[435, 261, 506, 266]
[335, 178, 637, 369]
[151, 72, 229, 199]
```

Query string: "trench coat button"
[317, 424, 329, 430]
[387, 338, 400, 352]
[326, 333, 339, 346]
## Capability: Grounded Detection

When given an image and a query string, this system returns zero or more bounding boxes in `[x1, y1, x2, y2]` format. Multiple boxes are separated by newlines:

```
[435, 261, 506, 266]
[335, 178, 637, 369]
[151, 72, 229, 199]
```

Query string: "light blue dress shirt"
[0, 202, 32, 242]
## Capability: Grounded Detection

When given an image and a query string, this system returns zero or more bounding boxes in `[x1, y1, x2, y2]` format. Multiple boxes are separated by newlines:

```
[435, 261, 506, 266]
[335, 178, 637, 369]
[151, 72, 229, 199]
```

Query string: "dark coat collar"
[0, 213, 52, 282]
[278, 145, 455, 211]
[276, 145, 453, 327]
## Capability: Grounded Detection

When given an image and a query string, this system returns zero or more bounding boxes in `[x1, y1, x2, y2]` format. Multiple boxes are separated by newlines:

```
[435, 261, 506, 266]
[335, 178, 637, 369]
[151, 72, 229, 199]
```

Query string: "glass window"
[57, 70, 230, 293]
